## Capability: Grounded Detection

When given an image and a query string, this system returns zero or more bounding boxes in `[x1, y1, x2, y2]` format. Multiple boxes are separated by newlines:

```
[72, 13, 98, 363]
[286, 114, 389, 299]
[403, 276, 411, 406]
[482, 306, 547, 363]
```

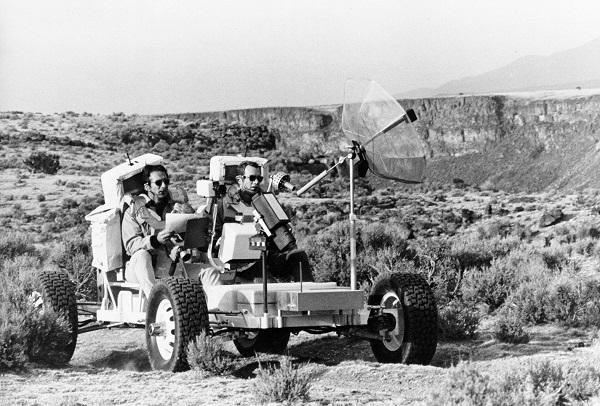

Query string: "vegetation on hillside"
[3, 110, 600, 402]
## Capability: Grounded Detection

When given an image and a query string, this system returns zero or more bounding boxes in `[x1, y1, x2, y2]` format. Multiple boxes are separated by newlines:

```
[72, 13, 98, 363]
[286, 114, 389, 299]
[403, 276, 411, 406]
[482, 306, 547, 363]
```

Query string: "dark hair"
[239, 161, 260, 175]
[143, 164, 169, 184]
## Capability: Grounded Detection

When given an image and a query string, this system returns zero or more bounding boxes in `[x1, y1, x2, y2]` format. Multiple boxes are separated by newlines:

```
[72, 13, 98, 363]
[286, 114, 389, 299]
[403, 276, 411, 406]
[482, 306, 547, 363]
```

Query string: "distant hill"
[398, 37, 600, 98]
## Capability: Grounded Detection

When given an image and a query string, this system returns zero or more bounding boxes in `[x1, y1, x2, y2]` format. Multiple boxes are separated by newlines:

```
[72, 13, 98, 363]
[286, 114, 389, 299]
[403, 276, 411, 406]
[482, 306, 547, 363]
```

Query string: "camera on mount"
[251, 193, 296, 251]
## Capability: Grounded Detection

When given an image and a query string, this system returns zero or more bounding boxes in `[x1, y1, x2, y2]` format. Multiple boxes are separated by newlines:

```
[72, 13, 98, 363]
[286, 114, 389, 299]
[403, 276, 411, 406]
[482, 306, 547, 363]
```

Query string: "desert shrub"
[0, 321, 27, 371]
[563, 363, 600, 402]
[537, 245, 570, 271]
[23, 151, 60, 174]
[61, 198, 79, 209]
[430, 359, 600, 405]
[492, 308, 530, 344]
[0, 257, 72, 370]
[428, 362, 495, 405]
[508, 276, 551, 324]
[252, 356, 314, 404]
[0, 231, 37, 261]
[18, 305, 72, 365]
[475, 219, 512, 239]
[361, 223, 403, 251]
[51, 233, 95, 301]
[451, 234, 520, 270]
[462, 249, 544, 311]
[543, 274, 600, 327]
[361, 251, 418, 283]
[438, 300, 480, 341]
[187, 332, 235, 375]
[0, 255, 41, 305]
[303, 221, 358, 285]
[506, 261, 600, 327]
[303, 221, 416, 286]
[36, 194, 46, 202]
[571, 237, 599, 256]
[412, 237, 461, 305]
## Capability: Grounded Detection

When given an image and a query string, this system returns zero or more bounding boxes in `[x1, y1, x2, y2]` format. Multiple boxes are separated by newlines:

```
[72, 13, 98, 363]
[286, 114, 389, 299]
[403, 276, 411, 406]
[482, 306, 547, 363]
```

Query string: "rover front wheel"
[146, 277, 208, 372]
[368, 273, 437, 365]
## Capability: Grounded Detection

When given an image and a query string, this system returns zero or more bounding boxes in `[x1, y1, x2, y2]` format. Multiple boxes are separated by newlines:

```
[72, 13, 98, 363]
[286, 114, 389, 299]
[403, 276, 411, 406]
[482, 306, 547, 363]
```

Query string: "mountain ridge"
[398, 36, 600, 98]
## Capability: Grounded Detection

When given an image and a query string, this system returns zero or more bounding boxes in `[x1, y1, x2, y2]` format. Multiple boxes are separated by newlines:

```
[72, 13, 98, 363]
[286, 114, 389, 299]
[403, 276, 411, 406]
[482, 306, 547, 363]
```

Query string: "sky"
[1, 0, 599, 114]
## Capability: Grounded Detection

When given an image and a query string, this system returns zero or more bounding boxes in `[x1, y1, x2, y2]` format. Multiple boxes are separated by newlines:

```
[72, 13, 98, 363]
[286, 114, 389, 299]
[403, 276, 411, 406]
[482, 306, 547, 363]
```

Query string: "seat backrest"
[119, 194, 135, 263]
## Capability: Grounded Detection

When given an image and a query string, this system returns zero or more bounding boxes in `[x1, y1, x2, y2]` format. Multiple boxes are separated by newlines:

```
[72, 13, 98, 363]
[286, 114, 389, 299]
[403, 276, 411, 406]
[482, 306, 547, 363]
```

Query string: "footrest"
[108, 281, 141, 290]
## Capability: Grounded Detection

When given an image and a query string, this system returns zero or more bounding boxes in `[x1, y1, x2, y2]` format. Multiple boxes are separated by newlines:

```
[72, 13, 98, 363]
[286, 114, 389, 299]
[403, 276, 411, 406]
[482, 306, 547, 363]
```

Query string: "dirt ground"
[1, 324, 597, 406]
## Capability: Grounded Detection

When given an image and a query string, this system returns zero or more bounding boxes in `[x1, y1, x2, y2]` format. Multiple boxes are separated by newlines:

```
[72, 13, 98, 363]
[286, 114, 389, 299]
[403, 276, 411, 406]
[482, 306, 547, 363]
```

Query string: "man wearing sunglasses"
[237, 160, 264, 204]
[212, 160, 314, 283]
[121, 164, 183, 299]
[212, 161, 264, 243]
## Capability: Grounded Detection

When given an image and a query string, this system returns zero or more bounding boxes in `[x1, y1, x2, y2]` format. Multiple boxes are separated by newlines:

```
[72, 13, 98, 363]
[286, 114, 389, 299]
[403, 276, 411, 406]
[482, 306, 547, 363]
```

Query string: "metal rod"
[363, 113, 408, 147]
[78, 324, 110, 334]
[349, 150, 357, 291]
[341, 327, 383, 341]
[207, 203, 224, 272]
[299, 261, 303, 293]
[296, 156, 346, 196]
[262, 250, 268, 319]
[207, 311, 244, 316]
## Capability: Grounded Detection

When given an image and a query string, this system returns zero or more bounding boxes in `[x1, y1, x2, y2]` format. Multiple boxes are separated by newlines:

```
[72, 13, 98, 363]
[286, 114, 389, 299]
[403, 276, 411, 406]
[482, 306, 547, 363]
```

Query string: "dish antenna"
[297, 79, 427, 290]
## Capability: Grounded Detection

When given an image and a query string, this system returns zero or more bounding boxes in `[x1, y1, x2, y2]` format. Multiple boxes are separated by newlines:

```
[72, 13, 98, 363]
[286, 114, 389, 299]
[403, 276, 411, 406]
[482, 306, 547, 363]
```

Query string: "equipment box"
[85, 204, 122, 272]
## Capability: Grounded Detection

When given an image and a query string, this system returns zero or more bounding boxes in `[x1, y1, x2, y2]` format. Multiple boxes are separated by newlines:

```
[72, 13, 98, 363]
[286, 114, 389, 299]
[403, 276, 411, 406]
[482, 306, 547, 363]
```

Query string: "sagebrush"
[430, 359, 600, 405]
[187, 332, 236, 375]
[252, 356, 314, 404]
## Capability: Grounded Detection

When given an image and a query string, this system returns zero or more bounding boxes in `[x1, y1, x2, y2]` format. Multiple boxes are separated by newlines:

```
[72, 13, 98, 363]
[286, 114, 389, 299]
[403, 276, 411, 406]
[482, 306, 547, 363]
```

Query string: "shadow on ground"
[89, 348, 151, 371]
[287, 335, 374, 366]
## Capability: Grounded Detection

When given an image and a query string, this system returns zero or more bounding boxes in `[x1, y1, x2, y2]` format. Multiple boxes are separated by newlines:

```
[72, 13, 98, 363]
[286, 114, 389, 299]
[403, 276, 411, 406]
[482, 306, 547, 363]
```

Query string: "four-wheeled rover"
[38, 80, 438, 371]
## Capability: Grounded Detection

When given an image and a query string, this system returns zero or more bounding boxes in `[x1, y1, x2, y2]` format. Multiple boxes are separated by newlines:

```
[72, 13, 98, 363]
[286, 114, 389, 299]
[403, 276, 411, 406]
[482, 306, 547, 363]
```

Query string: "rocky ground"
[1, 324, 597, 406]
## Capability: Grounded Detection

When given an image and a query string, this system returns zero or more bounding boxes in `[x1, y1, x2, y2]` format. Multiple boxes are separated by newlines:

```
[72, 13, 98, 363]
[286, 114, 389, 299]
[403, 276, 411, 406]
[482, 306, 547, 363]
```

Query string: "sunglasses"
[151, 179, 170, 187]
[245, 175, 263, 182]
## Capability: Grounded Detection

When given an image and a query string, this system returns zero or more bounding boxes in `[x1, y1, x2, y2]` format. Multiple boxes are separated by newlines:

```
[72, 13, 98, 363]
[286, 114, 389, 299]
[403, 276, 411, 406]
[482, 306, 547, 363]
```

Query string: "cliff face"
[169, 106, 343, 156]
[169, 90, 600, 191]
[410, 93, 600, 191]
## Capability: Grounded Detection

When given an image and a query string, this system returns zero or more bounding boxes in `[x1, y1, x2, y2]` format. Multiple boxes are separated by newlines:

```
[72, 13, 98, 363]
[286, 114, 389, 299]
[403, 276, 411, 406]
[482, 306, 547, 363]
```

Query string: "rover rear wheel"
[146, 277, 208, 372]
[38, 270, 79, 365]
[233, 329, 290, 357]
[368, 272, 437, 365]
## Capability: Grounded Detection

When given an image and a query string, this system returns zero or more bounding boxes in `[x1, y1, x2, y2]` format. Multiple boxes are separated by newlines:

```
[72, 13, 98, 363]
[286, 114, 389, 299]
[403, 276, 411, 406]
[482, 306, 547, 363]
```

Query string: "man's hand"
[156, 229, 174, 245]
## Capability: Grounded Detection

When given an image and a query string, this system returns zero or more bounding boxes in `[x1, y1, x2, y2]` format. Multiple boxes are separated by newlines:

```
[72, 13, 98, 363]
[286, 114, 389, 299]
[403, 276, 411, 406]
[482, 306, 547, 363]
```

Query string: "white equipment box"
[85, 204, 122, 271]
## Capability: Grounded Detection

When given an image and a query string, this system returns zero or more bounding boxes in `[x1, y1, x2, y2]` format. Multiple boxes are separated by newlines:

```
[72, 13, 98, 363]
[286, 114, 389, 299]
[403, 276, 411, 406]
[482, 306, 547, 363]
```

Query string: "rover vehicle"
[38, 79, 438, 371]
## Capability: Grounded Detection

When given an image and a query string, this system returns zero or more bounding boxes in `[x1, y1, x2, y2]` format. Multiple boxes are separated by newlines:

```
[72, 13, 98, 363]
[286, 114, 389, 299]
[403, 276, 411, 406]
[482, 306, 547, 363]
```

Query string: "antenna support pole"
[347, 147, 357, 291]
[295, 144, 360, 291]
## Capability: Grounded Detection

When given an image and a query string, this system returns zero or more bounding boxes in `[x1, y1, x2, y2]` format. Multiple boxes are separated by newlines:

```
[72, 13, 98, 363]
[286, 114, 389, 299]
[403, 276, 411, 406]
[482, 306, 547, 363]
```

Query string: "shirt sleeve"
[121, 206, 156, 256]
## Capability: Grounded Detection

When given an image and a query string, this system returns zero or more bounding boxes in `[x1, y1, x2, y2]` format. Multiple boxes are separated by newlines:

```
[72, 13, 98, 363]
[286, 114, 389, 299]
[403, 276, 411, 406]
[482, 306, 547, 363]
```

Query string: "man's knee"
[130, 249, 153, 266]
[126, 250, 155, 283]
